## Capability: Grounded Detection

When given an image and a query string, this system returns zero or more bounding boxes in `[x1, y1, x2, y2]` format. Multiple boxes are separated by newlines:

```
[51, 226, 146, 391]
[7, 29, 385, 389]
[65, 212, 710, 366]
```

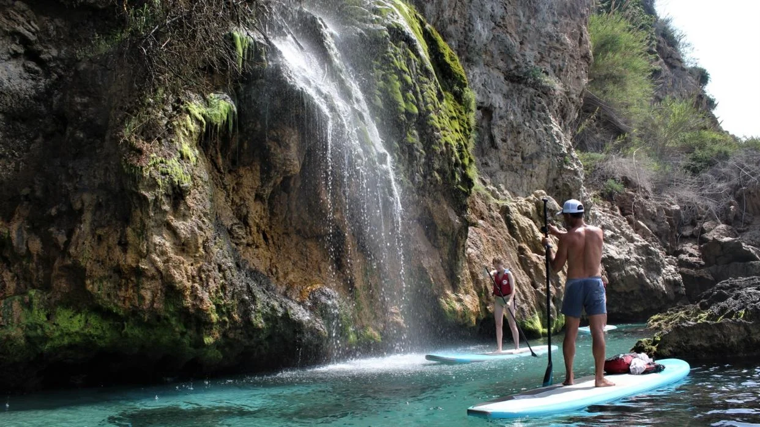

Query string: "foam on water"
[308, 353, 430, 373]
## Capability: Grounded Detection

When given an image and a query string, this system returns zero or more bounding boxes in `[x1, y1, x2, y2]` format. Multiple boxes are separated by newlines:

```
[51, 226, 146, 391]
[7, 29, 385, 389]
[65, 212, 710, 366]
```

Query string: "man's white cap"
[557, 199, 584, 215]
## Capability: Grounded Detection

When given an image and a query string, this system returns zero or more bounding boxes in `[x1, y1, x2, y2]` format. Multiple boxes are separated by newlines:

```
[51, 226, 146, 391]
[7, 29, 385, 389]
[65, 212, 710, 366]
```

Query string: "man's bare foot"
[563, 378, 574, 386]
[595, 377, 615, 387]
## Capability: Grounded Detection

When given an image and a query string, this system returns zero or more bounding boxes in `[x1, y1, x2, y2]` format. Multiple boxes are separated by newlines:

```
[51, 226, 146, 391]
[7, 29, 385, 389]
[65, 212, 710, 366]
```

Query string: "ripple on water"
[2, 332, 760, 427]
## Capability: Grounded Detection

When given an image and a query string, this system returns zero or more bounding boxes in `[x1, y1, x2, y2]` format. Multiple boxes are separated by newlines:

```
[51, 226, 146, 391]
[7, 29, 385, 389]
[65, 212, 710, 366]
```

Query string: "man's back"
[565, 224, 604, 279]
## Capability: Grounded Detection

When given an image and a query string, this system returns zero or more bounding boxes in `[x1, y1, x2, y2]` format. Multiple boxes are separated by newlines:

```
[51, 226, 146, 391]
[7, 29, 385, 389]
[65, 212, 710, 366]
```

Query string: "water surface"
[2, 325, 759, 426]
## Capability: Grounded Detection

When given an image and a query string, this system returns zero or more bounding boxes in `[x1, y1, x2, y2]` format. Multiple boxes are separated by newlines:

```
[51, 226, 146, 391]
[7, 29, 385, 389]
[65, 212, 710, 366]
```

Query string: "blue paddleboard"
[425, 345, 557, 364]
[467, 358, 690, 419]
[578, 325, 617, 334]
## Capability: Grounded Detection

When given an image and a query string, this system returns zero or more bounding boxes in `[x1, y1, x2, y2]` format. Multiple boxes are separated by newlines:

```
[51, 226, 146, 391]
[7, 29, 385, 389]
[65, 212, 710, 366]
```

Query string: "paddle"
[541, 197, 553, 387]
[484, 267, 537, 357]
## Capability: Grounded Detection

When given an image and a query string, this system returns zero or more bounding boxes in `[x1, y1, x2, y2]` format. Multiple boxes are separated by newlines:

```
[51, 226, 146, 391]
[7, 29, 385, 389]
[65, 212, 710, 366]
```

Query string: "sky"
[655, 0, 760, 139]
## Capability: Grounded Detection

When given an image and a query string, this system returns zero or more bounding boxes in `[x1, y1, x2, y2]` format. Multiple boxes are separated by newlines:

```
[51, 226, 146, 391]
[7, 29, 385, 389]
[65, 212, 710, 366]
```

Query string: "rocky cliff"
[412, 0, 590, 199]
[0, 0, 483, 390]
[0, 0, 716, 391]
[413, 0, 686, 322]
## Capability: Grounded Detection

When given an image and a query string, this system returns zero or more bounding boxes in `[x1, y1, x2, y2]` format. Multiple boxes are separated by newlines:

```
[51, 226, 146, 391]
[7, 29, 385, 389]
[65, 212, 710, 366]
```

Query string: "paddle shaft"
[542, 198, 553, 387]
[485, 267, 537, 357]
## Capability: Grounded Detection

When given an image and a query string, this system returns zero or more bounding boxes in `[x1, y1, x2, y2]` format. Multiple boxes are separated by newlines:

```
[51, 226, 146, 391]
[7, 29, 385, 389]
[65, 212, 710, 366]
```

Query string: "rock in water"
[633, 276, 760, 360]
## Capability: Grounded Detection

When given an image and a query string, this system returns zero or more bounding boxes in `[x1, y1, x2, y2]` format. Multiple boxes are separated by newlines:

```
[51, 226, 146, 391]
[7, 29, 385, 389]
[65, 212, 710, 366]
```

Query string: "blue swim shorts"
[561, 277, 606, 318]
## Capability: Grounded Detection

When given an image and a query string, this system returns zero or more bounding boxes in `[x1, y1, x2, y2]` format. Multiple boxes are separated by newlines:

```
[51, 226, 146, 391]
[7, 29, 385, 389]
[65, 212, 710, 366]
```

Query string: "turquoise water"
[2, 325, 759, 426]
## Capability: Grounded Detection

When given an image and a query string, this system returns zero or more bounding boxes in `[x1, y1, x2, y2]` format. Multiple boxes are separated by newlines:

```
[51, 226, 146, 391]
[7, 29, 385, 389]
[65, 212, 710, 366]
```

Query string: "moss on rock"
[517, 312, 565, 337]
[0, 290, 202, 366]
[632, 277, 760, 359]
[186, 93, 237, 136]
[368, 1, 476, 204]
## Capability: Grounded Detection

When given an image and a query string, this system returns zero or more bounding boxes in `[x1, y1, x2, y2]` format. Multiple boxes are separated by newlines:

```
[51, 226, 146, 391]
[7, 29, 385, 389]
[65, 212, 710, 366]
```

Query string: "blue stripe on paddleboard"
[467, 358, 690, 419]
[425, 345, 558, 364]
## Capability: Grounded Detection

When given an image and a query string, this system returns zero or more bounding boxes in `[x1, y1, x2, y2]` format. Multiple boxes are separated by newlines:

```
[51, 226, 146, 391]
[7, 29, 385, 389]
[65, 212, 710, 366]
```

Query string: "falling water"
[270, 6, 409, 355]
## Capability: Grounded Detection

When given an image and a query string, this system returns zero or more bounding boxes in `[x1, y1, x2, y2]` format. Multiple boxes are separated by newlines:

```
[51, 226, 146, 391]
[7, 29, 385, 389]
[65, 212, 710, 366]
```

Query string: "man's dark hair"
[570, 212, 584, 219]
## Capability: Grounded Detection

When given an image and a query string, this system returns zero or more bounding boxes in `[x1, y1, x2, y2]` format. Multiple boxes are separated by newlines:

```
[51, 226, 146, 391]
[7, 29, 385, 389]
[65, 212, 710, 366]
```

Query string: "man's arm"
[548, 235, 568, 272]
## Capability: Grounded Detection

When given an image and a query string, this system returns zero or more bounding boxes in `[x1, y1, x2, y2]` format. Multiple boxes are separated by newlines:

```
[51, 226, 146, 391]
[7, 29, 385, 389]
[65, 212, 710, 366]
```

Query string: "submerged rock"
[633, 276, 760, 360]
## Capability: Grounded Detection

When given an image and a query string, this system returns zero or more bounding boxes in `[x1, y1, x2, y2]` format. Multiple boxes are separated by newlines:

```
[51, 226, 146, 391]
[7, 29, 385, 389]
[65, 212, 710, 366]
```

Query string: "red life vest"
[493, 270, 512, 297]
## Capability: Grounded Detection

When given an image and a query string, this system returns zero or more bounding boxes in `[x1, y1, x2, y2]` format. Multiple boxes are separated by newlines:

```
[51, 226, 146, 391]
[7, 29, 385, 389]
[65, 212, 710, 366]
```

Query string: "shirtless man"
[542, 199, 614, 388]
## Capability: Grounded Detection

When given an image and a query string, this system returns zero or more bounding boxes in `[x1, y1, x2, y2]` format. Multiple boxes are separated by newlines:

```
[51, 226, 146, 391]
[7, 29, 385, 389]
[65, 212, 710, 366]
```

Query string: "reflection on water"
[1, 325, 759, 426]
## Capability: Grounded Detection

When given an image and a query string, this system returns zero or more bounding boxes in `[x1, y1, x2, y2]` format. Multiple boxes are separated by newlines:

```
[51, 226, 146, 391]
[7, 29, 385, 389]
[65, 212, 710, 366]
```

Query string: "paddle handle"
[542, 197, 553, 386]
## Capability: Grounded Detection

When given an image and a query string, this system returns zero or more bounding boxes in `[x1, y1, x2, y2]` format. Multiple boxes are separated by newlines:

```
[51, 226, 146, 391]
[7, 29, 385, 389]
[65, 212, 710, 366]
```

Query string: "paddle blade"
[542, 363, 553, 387]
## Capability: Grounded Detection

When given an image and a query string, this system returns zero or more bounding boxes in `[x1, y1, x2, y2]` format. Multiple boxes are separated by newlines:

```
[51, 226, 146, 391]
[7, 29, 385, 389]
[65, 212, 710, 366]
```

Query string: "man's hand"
[547, 224, 563, 236]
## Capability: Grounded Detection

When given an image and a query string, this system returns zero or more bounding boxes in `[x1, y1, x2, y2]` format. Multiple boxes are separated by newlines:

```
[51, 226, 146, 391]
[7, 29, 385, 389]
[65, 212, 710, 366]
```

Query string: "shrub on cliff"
[588, 12, 653, 118]
[635, 97, 736, 167]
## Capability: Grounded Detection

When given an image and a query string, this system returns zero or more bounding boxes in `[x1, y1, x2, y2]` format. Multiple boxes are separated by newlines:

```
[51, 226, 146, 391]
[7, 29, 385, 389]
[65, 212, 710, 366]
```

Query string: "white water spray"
[271, 9, 409, 354]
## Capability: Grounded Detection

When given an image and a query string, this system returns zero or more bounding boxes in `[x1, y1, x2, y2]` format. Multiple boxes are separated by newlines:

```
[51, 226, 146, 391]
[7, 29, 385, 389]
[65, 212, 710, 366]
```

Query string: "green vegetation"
[579, 1, 742, 209]
[517, 312, 565, 337]
[186, 94, 237, 136]
[588, 13, 653, 116]
[577, 151, 606, 177]
[230, 31, 252, 69]
[120, 92, 237, 193]
[371, 1, 476, 204]
[440, 296, 475, 327]
[603, 178, 625, 197]
[0, 290, 215, 366]
[147, 155, 193, 189]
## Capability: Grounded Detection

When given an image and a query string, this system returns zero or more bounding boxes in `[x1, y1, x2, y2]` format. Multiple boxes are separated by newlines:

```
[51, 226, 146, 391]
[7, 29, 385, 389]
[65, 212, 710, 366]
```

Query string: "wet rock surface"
[633, 277, 760, 360]
[0, 0, 477, 390]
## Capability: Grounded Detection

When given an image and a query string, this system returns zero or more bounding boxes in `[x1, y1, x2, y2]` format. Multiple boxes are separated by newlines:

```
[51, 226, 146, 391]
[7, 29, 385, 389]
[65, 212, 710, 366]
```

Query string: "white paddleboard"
[467, 358, 690, 419]
[578, 325, 617, 334]
[425, 345, 557, 364]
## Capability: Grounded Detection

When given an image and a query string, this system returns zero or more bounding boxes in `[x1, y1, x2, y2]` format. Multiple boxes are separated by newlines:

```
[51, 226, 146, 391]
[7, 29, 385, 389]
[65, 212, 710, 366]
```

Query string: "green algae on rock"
[633, 277, 760, 360]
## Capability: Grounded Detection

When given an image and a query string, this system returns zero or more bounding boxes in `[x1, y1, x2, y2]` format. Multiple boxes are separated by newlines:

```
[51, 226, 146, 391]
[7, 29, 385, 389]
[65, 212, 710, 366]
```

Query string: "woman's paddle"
[484, 267, 538, 357]
[542, 197, 553, 387]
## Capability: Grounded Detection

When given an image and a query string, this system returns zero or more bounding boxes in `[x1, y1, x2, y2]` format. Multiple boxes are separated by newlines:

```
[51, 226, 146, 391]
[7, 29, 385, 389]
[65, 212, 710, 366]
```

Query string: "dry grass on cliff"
[118, 0, 267, 94]
[581, 152, 654, 195]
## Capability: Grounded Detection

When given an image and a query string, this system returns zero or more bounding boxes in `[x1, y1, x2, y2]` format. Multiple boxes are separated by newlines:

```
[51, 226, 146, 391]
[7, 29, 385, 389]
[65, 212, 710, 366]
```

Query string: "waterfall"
[269, 5, 410, 355]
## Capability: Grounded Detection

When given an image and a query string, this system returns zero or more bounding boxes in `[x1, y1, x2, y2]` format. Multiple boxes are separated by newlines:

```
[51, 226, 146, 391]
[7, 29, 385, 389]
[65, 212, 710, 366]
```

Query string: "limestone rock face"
[411, 0, 592, 200]
[613, 191, 681, 253]
[701, 235, 760, 267]
[634, 277, 760, 360]
[456, 192, 686, 329]
[0, 0, 476, 390]
[455, 190, 565, 336]
[594, 208, 685, 320]
[651, 13, 719, 121]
